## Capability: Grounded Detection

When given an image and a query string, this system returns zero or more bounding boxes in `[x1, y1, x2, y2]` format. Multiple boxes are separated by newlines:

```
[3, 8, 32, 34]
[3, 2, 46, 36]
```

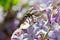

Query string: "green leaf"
[13, 0, 19, 5]
[0, 0, 19, 10]
[0, 0, 11, 10]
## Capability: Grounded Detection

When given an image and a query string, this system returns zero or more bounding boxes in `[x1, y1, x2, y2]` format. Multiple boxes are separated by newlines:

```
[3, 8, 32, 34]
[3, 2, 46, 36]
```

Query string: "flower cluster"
[11, 0, 60, 40]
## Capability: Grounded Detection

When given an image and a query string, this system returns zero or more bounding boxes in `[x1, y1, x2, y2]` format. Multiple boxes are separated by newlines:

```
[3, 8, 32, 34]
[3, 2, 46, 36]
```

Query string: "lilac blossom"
[11, 0, 60, 40]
